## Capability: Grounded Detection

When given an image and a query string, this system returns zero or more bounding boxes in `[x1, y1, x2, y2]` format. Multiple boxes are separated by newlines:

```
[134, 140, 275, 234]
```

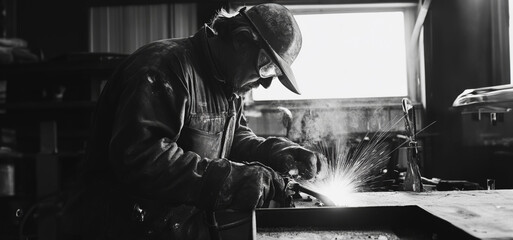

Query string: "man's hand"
[215, 161, 289, 210]
[268, 145, 327, 180]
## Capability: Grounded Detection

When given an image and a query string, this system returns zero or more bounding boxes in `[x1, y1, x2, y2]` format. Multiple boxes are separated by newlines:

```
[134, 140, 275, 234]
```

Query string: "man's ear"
[231, 26, 257, 50]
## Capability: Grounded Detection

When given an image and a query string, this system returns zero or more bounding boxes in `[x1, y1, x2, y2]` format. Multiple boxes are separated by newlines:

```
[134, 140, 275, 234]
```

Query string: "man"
[68, 3, 325, 240]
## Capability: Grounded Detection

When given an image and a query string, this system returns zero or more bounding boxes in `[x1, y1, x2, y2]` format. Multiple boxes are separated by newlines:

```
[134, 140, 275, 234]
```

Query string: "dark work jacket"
[63, 27, 294, 240]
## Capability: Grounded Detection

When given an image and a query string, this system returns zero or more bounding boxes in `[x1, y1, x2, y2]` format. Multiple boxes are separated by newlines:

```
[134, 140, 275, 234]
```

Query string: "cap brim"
[241, 8, 301, 95]
[267, 47, 301, 95]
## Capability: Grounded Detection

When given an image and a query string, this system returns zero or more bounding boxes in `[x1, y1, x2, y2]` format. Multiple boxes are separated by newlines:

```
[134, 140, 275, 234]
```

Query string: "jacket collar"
[191, 25, 239, 100]
[195, 24, 226, 83]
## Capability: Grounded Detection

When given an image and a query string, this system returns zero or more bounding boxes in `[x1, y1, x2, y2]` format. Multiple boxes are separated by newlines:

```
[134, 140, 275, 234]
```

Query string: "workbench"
[338, 190, 513, 239]
[282, 189, 513, 239]
[220, 190, 513, 240]
[218, 190, 513, 239]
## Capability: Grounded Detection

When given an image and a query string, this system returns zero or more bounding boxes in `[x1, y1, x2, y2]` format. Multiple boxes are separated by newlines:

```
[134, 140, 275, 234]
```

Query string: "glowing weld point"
[302, 113, 419, 207]
[323, 182, 356, 206]
[307, 175, 358, 206]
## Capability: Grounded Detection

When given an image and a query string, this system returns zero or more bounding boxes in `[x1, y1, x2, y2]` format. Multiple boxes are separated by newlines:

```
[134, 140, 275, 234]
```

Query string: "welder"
[63, 3, 326, 240]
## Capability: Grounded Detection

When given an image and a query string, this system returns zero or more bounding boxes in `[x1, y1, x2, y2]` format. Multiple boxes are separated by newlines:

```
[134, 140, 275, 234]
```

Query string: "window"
[251, 4, 419, 101]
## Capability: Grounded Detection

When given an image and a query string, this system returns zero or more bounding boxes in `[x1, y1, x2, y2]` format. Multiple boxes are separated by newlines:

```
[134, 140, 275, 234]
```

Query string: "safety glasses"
[239, 7, 283, 80]
[258, 48, 283, 79]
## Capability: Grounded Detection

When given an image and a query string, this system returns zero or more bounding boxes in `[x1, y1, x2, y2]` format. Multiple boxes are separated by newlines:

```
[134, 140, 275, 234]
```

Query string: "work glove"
[219, 161, 288, 210]
[261, 138, 328, 180]
[199, 159, 288, 211]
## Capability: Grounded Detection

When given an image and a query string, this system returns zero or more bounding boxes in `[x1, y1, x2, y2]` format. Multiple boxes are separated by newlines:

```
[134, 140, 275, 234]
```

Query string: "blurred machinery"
[452, 84, 513, 141]
[452, 84, 513, 189]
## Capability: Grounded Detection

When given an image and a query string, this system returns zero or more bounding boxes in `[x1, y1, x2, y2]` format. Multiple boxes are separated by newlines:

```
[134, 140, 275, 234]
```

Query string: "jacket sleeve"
[107, 68, 227, 208]
[229, 101, 298, 165]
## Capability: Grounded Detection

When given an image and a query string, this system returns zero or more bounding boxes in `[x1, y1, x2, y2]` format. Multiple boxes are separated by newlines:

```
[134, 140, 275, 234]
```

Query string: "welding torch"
[286, 178, 336, 206]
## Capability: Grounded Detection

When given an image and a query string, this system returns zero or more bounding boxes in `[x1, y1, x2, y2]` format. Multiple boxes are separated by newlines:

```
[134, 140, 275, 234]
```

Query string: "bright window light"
[252, 11, 408, 101]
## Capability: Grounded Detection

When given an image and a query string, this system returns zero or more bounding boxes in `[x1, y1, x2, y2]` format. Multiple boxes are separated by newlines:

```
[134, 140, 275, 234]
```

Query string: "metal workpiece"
[401, 98, 416, 142]
[401, 98, 423, 192]
[403, 141, 423, 192]
[254, 204, 478, 240]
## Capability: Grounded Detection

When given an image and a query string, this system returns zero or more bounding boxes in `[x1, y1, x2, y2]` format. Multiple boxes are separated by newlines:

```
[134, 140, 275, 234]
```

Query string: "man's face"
[229, 45, 261, 96]
[231, 69, 261, 96]
[230, 48, 281, 96]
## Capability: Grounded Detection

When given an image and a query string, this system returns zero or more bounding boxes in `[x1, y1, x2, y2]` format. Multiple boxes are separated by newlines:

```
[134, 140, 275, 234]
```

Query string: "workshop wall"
[15, 0, 89, 60]
[11, 0, 226, 60]
[424, 0, 512, 188]
[246, 104, 421, 143]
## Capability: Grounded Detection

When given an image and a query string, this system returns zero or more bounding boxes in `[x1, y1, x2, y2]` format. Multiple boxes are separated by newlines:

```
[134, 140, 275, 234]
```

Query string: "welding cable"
[410, 0, 432, 44]
[216, 216, 252, 231]
[407, 0, 432, 100]
[207, 211, 222, 240]
[18, 190, 64, 240]
[207, 210, 253, 240]
[18, 202, 38, 240]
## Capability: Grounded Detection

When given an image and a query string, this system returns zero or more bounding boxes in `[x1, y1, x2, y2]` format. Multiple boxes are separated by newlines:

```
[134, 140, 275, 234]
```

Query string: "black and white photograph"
[0, 0, 512, 239]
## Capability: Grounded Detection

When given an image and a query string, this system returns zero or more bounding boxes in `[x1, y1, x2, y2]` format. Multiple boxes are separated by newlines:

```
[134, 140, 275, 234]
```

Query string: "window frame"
[238, 3, 421, 109]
